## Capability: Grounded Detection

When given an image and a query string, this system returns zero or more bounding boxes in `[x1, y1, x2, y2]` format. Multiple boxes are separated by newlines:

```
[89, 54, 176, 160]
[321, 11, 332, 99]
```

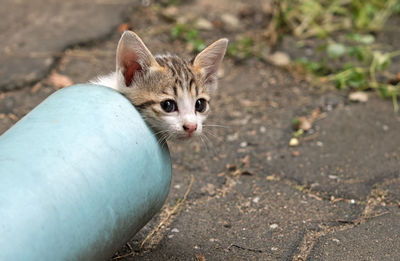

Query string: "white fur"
[91, 72, 119, 90]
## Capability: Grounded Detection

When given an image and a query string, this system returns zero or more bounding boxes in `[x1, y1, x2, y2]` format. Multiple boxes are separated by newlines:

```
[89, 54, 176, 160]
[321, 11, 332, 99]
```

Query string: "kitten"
[92, 31, 228, 141]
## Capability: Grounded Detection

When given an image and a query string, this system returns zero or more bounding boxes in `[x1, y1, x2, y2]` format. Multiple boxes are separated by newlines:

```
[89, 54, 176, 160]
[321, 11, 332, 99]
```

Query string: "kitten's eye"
[195, 98, 207, 113]
[160, 99, 177, 113]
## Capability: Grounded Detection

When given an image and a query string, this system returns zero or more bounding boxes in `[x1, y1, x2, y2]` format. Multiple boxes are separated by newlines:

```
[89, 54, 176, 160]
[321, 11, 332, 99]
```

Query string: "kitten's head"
[115, 31, 228, 141]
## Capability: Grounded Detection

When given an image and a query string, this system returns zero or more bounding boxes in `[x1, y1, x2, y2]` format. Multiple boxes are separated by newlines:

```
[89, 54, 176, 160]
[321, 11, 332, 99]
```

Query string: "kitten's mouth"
[177, 132, 195, 140]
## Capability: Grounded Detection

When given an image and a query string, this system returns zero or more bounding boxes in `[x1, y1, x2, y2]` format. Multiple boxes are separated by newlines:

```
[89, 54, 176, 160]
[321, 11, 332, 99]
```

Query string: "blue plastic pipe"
[0, 84, 171, 261]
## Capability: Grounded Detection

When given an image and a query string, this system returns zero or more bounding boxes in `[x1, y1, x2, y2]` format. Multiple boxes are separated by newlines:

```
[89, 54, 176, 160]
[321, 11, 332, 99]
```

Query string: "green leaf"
[171, 24, 186, 38]
[348, 33, 375, 44]
[358, 34, 375, 44]
[373, 51, 391, 71]
[347, 68, 367, 88]
[185, 29, 198, 41]
[348, 46, 371, 62]
[327, 43, 346, 58]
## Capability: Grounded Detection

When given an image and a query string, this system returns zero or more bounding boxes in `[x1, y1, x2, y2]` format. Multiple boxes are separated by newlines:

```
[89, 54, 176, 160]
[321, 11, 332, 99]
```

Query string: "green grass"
[275, 0, 400, 38]
[171, 24, 206, 53]
[226, 37, 255, 60]
[273, 0, 400, 110]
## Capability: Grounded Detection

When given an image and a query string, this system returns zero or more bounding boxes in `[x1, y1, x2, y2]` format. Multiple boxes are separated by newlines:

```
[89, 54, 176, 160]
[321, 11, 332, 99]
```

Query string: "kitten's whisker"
[200, 133, 217, 157]
[203, 124, 229, 128]
[203, 129, 218, 139]
[157, 131, 170, 146]
[199, 135, 209, 155]
[161, 133, 169, 147]
[154, 129, 169, 136]
[154, 130, 168, 135]
[203, 129, 225, 143]
[161, 132, 173, 147]
[157, 134, 165, 145]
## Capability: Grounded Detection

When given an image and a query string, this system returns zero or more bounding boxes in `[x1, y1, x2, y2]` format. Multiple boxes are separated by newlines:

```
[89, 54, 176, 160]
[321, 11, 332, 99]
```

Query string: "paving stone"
[127, 175, 362, 260]
[269, 97, 400, 201]
[308, 208, 400, 261]
[0, 0, 134, 91]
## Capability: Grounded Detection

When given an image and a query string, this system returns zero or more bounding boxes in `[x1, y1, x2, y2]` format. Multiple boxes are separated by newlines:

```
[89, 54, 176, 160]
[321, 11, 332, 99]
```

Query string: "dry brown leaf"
[266, 175, 280, 181]
[295, 107, 322, 131]
[31, 82, 42, 94]
[310, 107, 321, 120]
[292, 150, 300, 157]
[226, 163, 237, 171]
[8, 113, 18, 121]
[48, 71, 73, 89]
[297, 116, 312, 131]
[241, 155, 250, 168]
[195, 254, 206, 261]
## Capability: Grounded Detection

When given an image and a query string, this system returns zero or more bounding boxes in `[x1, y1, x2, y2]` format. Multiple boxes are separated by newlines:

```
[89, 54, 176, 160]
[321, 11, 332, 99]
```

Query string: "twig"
[111, 176, 195, 260]
[302, 132, 319, 141]
[139, 175, 195, 248]
[112, 251, 136, 260]
[226, 243, 268, 253]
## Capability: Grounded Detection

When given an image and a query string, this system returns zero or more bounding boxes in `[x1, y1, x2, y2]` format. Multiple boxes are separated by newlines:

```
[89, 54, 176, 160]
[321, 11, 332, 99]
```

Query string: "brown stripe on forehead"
[175, 77, 182, 91]
[162, 86, 176, 96]
[189, 78, 198, 96]
[155, 55, 199, 94]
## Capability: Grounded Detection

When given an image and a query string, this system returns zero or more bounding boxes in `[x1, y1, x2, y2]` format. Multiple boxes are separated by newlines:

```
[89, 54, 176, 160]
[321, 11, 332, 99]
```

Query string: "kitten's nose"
[183, 123, 197, 134]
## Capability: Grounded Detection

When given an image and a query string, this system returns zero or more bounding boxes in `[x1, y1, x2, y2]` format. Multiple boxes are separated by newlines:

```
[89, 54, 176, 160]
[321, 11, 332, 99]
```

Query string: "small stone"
[328, 175, 338, 180]
[382, 125, 389, 131]
[266, 52, 291, 67]
[266, 175, 279, 181]
[350, 199, 356, 204]
[227, 132, 239, 141]
[269, 223, 278, 229]
[271, 247, 278, 251]
[171, 228, 179, 233]
[240, 141, 248, 148]
[260, 126, 267, 133]
[194, 18, 214, 30]
[168, 234, 174, 238]
[289, 138, 299, 147]
[316, 141, 323, 147]
[174, 184, 181, 189]
[252, 196, 260, 203]
[332, 238, 340, 243]
[349, 91, 368, 102]
[221, 13, 240, 30]
[161, 6, 178, 20]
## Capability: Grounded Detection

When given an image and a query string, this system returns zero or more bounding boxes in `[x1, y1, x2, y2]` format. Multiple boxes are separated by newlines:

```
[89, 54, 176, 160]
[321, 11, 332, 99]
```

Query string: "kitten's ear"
[116, 31, 159, 87]
[193, 38, 228, 93]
